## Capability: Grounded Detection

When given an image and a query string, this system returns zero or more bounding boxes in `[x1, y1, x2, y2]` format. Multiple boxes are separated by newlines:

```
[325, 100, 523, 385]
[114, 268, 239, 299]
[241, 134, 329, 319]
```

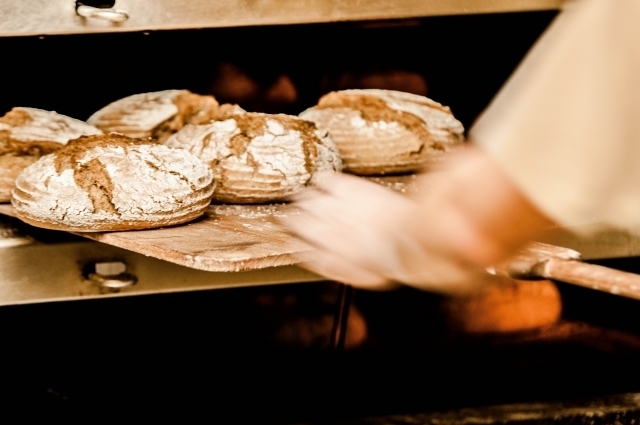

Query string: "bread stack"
[4, 87, 463, 231]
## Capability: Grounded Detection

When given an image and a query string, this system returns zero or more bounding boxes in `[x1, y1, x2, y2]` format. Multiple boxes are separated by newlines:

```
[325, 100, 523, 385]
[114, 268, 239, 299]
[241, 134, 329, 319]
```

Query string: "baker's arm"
[472, 0, 640, 231]
[285, 146, 554, 294]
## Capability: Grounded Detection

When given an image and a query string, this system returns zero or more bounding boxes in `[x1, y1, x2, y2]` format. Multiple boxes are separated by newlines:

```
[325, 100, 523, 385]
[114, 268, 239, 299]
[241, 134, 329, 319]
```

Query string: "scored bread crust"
[0, 107, 102, 202]
[87, 90, 245, 143]
[11, 134, 215, 232]
[165, 113, 343, 204]
[299, 89, 464, 175]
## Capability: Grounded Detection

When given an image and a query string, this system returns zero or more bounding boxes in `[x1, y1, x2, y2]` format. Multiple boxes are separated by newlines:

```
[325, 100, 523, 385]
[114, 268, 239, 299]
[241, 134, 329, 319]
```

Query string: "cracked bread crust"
[165, 113, 343, 204]
[12, 134, 215, 232]
[0, 107, 103, 202]
[87, 90, 245, 144]
[299, 89, 464, 175]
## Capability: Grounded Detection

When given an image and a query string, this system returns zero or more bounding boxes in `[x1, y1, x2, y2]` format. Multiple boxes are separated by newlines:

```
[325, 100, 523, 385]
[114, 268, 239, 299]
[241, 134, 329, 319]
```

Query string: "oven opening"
[4, 9, 640, 424]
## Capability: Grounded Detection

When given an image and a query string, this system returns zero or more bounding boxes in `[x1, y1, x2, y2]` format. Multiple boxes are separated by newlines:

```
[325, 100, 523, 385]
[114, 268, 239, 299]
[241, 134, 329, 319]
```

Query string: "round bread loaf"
[165, 113, 343, 204]
[0, 107, 102, 202]
[440, 277, 562, 334]
[12, 134, 214, 232]
[299, 89, 465, 175]
[87, 90, 245, 143]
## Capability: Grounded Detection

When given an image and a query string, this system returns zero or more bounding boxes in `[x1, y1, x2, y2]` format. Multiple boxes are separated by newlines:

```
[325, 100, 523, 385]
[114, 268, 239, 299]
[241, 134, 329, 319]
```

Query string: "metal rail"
[1, 0, 565, 37]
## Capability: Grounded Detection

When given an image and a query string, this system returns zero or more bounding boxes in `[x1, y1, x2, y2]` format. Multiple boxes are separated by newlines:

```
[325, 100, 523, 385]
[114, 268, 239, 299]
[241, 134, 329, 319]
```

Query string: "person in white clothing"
[284, 0, 640, 294]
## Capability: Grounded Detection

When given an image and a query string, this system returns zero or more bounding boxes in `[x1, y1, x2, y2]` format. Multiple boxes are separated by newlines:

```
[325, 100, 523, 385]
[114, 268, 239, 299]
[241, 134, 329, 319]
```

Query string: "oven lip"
[0, 237, 323, 306]
[1, 0, 565, 38]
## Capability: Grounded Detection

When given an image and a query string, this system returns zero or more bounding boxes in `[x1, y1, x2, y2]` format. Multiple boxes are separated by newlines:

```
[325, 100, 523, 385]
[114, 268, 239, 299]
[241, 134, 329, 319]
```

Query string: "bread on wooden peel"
[87, 90, 244, 143]
[299, 89, 464, 175]
[165, 112, 343, 204]
[11, 134, 214, 232]
[0, 107, 102, 202]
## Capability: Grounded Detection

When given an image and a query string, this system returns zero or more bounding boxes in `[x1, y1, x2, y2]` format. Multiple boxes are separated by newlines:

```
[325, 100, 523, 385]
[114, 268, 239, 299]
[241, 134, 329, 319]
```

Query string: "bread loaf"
[87, 90, 245, 143]
[165, 113, 342, 204]
[12, 134, 214, 231]
[440, 277, 562, 334]
[299, 89, 464, 175]
[0, 107, 102, 202]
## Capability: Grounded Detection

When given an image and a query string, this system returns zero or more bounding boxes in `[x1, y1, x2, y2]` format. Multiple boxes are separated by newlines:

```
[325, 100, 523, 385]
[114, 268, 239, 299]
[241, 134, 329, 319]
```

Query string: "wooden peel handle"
[537, 258, 640, 301]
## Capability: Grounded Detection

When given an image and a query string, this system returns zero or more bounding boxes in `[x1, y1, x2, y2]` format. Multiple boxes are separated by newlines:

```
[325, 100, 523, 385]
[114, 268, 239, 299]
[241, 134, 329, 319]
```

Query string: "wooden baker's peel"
[495, 242, 640, 301]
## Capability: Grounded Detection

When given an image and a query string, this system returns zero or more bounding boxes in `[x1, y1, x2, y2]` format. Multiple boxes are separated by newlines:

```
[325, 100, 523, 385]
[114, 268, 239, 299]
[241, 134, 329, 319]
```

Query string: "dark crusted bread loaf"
[87, 90, 244, 143]
[0, 107, 102, 202]
[299, 89, 464, 175]
[12, 134, 214, 231]
[165, 112, 342, 204]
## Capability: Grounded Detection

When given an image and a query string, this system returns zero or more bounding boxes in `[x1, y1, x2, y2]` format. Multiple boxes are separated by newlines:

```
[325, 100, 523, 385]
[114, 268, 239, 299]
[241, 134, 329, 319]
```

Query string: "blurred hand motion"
[283, 146, 555, 294]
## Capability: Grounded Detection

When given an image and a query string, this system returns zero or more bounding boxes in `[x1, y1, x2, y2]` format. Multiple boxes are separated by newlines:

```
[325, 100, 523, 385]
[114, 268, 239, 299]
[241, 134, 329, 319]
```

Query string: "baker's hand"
[283, 172, 489, 294]
[283, 144, 557, 294]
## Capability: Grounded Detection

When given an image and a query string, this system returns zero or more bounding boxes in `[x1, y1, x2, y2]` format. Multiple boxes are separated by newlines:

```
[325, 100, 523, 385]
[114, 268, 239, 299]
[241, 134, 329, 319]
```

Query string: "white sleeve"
[470, 0, 640, 231]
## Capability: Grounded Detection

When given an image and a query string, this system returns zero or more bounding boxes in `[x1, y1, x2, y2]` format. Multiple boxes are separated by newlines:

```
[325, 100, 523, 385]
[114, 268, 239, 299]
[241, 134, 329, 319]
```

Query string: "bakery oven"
[4, 1, 640, 423]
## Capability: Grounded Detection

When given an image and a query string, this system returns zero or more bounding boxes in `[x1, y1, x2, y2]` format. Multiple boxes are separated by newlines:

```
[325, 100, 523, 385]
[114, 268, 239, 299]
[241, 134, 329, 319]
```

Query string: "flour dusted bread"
[165, 113, 342, 203]
[12, 134, 214, 232]
[299, 89, 464, 175]
[87, 90, 244, 143]
[0, 107, 102, 202]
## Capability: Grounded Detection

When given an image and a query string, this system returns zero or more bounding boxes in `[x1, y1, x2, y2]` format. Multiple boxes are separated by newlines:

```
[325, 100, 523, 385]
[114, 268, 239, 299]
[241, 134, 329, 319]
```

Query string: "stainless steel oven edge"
[0, 239, 322, 306]
[1, 0, 566, 37]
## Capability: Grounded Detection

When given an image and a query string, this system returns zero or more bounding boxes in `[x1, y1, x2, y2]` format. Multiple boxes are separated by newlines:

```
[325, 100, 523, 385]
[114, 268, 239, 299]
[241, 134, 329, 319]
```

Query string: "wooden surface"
[495, 242, 640, 301]
[540, 258, 640, 300]
[0, 203, 307, 272]
[0, 175, 419, 273]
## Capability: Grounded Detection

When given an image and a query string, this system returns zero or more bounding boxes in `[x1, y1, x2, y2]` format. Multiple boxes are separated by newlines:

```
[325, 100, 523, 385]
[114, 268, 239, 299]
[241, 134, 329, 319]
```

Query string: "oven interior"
[4, 10, 640, 423]
[1, 11, 556, 129]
